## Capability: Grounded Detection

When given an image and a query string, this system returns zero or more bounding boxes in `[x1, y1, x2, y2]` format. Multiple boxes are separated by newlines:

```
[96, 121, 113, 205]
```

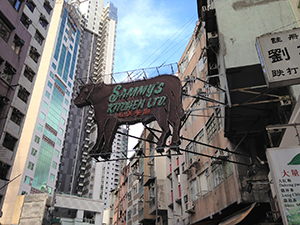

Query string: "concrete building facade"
[1, 1, 81, 223]
[0, 0, 55, 215]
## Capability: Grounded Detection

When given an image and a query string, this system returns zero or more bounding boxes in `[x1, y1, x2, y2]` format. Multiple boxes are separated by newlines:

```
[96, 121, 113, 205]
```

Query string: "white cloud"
[110, 0, 197, 74]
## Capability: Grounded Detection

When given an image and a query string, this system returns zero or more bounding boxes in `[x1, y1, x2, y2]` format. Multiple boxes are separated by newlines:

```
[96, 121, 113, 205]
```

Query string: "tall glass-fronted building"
[1, 1, 81, 223]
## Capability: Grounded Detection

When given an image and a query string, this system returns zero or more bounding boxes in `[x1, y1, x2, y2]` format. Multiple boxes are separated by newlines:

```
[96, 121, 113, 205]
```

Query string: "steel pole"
[155, 177, 158, 225]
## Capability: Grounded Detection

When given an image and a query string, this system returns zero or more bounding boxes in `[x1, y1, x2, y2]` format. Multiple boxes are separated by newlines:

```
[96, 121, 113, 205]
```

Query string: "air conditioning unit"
[185, 204, 195, 213]
[209, 62, 218, 70]
[189, 157, 200, 167]
[211, 158, 222, 166]
[196, 88, 205, 95]
[26, 19, 32, 24]
[184, 75, 190, 81]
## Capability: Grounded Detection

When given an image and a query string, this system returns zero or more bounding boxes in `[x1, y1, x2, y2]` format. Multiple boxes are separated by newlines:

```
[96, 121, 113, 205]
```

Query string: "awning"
[218, 203, 256, 225]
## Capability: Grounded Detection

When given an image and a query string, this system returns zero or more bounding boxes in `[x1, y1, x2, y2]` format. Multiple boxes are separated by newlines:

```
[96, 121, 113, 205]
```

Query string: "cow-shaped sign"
[74, 74, 184, 159]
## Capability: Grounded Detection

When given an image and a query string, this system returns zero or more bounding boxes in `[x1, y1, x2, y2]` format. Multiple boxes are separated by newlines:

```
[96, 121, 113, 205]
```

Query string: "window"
[20, 13, 31, 29]
[52, 161, 57, 169]
[51, 63, 56, 70]
[195, 129, 205, 153]
[34, 135, 40, 144]
[50, 173, 55, 181]
[54, 149, 59, 157]
[31, 148, 37, 156]
[0, 13, 13, 42]
[37, 123, 43, 132]
[11, 35, 24, 54]
[3, 133, 17, 151]
[61, 118, 65, 125]
[64, 99, 69, 105]
[190, 178, 198, 201]
[62, 108, 67, 115]
[21, 191, 27, 195]
[17, 86, 30, 103]
[24, 176, 31, 185]
[45, 91, 50, 99]
[43, 1, 52, 14]
[10, 107, 24, 125]
[0, 161, 10, 180]
[57, 138, 61, 146]
[40, 112, 46, 120]
[27, 161, 34, 170]
[198, 171, 209, 197]
[59, 128, 63, 135]
[212, 164, 224, 187]
[206, 115, 217, 142]
[29, 46, 40, 63]
[34, 30, 44, 45]
[47, 81, 52, 89]
[8, 0, 22, 11]
[42, 101, 48, 109]
[26, 0, 36, 12]
[23, 65, 35, 82]
[39, 15, 48, 29]
[1, 62, 16, 84]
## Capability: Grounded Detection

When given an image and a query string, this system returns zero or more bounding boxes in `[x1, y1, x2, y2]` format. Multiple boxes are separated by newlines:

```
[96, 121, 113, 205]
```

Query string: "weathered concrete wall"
[17, 193, 48, 225]
[215, 0, 297, 69]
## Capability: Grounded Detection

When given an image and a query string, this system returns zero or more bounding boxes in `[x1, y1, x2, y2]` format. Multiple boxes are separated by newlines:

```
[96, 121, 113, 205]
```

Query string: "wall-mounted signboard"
[267, 147, 300, 225]
[256, 28, 300, 88]
[74, 74, 184, 160]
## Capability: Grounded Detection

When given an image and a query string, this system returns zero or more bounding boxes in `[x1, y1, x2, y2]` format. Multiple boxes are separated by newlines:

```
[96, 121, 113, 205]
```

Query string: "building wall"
[1, 1, 81, 223]
[215, 0, 297, 69]
[0, 0, 54, 214]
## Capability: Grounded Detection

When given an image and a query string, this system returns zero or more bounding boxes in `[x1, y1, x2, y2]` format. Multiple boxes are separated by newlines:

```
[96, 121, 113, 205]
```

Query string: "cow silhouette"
[74, 74, 184, 160]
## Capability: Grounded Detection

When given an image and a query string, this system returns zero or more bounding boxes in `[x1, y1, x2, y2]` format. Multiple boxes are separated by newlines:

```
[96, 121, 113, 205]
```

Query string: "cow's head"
[74, 84, 95, 107]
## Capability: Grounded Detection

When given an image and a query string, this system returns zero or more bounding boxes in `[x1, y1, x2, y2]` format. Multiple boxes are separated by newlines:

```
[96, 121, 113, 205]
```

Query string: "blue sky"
[104, 0, 198, 151]
[106, 0, 198, 82]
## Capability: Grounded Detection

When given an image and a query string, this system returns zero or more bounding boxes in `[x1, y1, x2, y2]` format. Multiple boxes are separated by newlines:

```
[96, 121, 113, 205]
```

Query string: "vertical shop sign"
[267, 147, 300, 224]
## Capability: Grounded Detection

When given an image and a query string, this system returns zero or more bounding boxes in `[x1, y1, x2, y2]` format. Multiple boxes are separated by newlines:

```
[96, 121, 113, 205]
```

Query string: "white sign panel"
[267, 147, 300, 225]
[256, 28, 300, 88]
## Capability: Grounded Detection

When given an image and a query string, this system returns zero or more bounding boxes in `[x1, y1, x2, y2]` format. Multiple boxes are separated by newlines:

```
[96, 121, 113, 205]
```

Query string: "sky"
[104, 0, 198, 152]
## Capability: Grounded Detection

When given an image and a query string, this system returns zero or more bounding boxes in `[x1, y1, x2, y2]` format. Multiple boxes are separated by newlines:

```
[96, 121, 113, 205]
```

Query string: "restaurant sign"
[256, 28, 300, 88]
[74, 75, 184, 160]
[267, 147, 300, 225]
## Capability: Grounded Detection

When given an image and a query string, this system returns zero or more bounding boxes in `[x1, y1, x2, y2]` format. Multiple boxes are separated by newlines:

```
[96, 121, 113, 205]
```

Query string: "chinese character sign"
[256, 28, 300, 88]
[267, 147, 300, 225]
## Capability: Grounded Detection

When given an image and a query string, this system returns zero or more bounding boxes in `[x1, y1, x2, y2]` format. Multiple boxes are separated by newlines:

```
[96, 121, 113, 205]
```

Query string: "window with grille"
[39, 15, 48, 29]
[43, 1, 52, 14]
[20, 13, 31, 29]
[3, 132, 17, 151]
[11, 34, 24, 54]
[0, 161, 10, 180]
[34, 30, 44, 45]
[0, 14, 13, 42]
[29, 46, 40, 63]
[17, 86, 30, 103]
[205, 115, 217, 142]
[26, 0, 35, 12]
[23, 65, 35, 82]
[1, 62, 16, 84]
[10, 107, 24, 125]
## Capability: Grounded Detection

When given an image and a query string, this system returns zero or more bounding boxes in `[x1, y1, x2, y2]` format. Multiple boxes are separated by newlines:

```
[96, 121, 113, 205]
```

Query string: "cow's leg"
[169, 108, 182, 147]
[100, 118, 118, 160]
[156, 114, 171, 153]
[90, 121, 105, 157]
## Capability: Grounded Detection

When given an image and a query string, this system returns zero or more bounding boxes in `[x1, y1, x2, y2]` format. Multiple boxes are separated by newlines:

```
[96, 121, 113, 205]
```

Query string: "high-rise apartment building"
[57, 1, 122, 212]
[1, 1, 81, 223]
[0, 0, 55, 216]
